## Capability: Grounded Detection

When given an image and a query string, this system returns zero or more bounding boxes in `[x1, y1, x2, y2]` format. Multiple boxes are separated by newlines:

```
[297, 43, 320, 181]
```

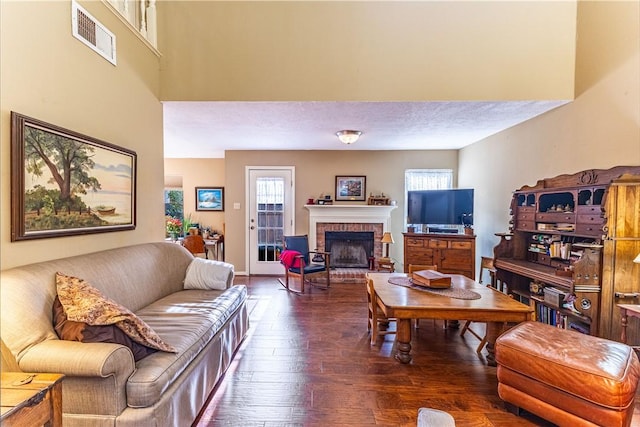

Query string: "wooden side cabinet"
[403, 233, 476, 279]
[1, 372, 64, 427]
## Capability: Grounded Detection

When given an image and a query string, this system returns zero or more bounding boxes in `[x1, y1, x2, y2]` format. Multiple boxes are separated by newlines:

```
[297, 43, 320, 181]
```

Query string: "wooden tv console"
[403, 233, 476, 279]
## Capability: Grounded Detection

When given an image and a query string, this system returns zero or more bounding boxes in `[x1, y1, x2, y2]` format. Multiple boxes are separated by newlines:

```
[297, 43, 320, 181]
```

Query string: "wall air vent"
[72, 1, 117, 65]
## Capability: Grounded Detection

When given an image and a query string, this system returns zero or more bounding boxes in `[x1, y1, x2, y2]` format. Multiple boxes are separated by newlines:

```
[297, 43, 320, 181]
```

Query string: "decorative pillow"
[184, 258, 234, 290]
[52, 297, 157, 361]
[55, 272, 176, 353]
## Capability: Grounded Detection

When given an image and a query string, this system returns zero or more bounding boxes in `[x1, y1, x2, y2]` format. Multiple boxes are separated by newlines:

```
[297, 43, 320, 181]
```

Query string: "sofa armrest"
[18, 339, 135, 377]
[18, 339, 135, 417]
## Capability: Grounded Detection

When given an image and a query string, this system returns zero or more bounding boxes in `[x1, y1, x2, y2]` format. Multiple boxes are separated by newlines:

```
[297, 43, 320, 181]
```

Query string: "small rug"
[388, 277, 481, 300]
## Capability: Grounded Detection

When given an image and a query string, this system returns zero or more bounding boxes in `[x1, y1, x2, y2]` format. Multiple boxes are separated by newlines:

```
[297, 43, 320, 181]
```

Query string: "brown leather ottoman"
[495, 321, 640, 427]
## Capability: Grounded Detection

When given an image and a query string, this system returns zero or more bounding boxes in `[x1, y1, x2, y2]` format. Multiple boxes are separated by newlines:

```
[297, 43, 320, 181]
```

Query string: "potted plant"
[166, 216, 182, 241]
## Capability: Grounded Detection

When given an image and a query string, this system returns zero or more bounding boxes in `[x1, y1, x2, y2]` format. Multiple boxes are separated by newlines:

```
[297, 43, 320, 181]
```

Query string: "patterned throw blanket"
[56, 272, 177, 353]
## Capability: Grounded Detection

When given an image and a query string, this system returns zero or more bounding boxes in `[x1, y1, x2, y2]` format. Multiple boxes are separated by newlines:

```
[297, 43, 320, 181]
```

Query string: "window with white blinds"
[404, 169, 453, 227]
[405, 169, 453, 191]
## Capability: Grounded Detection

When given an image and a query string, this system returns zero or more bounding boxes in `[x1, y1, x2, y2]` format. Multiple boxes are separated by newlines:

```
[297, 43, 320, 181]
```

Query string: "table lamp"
[380, 232, 394, 263]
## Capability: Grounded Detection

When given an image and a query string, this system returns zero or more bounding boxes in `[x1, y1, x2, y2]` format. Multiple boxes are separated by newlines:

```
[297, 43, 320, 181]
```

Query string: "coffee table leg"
[395, 318, 412, 364]
[485, 322, 503, 367]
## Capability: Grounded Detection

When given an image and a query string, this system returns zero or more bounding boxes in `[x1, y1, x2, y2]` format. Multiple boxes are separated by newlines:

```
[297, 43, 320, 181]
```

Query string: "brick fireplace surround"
[305, 205, 397, 283]
[317, 223, 383, 260]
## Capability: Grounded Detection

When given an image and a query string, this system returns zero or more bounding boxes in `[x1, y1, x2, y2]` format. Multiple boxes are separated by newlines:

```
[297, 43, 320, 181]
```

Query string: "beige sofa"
[0, 242, 249, 426]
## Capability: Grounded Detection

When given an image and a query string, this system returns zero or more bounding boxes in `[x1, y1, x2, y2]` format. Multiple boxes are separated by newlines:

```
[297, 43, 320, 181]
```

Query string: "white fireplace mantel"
[305, 204, 397, 251]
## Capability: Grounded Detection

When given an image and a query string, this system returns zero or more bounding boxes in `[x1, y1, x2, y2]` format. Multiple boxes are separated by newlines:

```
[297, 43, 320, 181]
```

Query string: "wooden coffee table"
[367, 272, 533, 365]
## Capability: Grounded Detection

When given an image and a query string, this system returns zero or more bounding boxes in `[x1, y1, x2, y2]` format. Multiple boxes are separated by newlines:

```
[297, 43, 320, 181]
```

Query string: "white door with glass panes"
[247, 167, 294, 275]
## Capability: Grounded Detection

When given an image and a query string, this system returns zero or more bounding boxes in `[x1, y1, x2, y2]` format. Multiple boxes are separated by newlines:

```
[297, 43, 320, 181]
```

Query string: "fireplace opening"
[325, 231, 374, 268]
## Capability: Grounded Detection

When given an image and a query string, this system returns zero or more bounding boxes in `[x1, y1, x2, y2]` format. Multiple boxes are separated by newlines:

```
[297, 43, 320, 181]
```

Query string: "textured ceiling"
[163, 100, 568, 158]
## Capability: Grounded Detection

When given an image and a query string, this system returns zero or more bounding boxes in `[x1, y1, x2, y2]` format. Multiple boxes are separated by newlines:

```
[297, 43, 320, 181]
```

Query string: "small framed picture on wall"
[195, 187, 224, 211]
[335, 176, 366, 201]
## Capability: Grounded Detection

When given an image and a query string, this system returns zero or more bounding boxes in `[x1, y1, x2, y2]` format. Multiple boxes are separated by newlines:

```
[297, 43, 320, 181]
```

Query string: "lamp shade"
[381, 232, 394, 244]
[336, 130, 362, 144]
[634, 253, 640, 263]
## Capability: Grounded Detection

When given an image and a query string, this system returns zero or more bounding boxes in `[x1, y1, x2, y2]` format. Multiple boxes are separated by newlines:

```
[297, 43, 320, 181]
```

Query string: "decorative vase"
[170, 232, 178, 242]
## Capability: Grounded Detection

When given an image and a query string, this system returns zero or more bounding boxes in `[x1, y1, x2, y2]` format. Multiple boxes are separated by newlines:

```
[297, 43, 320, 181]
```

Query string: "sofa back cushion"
[0, 242, 193, 363]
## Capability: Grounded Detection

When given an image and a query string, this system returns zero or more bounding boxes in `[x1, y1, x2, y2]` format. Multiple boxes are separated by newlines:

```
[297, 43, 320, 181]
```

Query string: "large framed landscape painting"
[11, 112, 137, 241]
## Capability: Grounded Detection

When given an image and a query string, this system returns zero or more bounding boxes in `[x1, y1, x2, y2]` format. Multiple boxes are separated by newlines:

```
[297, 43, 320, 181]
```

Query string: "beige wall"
[164, 158, 226, 234]
[3, 1, 636, 277]
[223, 150, 457, 273]
[159, 1, 576, 102]
[166, 0, 638, 274]
[1, 1, 164, 269]
[459, 0, 640, 262]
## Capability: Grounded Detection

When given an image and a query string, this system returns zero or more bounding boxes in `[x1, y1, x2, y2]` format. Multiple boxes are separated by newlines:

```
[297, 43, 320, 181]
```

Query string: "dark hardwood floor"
[195, 276, 640, 427]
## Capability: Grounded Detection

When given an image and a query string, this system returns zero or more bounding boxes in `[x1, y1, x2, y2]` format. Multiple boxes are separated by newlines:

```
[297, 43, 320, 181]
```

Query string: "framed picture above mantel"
[335, 175, 366, 201]
[10, 112, 137, 241]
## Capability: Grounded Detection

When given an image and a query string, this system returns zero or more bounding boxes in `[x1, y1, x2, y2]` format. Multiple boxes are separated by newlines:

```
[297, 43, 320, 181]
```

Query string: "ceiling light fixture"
[336, 130, 362, 145]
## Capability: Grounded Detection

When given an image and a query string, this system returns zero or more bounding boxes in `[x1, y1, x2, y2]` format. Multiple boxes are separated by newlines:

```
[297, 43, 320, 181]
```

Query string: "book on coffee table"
[412, 270, 452, 289]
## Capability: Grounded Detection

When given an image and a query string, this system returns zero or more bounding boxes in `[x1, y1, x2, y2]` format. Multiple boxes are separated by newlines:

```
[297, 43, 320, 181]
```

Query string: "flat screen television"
[407, 189, 474, 226]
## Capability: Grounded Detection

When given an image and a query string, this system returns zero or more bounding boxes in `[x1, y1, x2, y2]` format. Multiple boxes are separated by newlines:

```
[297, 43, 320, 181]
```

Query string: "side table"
[204, 235, 224, 261]
[618, 304, 640, 344]
[1, 372, 64, 427]
[377, 260, 395, 273]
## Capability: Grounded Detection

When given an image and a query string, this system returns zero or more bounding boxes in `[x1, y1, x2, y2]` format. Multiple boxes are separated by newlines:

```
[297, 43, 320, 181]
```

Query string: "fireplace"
[325, 231, 374, 268]
[305, 205, 397, 272]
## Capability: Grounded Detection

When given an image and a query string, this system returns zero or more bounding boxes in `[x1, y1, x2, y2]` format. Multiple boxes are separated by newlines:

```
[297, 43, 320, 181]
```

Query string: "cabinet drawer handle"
[615, 292, 640, 298]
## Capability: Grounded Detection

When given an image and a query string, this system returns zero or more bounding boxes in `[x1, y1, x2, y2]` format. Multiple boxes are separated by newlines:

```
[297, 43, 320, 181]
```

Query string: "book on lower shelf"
[536, 302, 558, 326]
[568, 321, 590, 334]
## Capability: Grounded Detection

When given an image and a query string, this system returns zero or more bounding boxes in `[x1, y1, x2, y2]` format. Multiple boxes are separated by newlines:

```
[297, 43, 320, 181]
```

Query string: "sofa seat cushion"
[125, 284, 247, 408]
[495, 321, 640, 409]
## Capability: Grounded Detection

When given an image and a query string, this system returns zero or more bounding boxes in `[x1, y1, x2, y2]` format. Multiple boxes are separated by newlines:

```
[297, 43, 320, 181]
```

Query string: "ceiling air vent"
[71, 1, 117, 65]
